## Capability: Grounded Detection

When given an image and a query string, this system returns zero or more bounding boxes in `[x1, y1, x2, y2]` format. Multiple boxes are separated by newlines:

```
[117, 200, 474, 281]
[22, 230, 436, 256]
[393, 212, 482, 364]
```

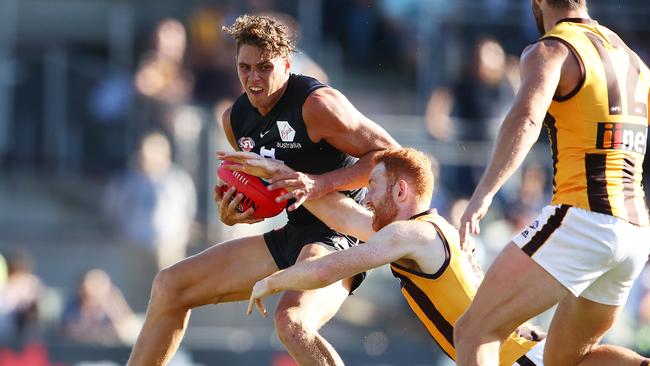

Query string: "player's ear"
[284, 56, 292, 73]
[396, 179, 408, 202]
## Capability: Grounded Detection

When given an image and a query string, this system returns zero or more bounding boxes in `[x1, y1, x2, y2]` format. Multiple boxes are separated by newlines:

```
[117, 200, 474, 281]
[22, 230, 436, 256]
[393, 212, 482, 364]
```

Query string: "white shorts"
[513, 205, 650, 306]
[515, 338, 545, 365]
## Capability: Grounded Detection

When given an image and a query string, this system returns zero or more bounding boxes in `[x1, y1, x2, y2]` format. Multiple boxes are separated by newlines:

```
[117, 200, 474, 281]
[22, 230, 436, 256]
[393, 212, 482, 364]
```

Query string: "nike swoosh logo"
[260, 131, 270, 138]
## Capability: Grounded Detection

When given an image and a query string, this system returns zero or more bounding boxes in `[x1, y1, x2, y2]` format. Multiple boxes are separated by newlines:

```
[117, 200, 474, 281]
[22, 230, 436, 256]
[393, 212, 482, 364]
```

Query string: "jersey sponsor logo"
[277, 121, 296, 142]
[260, 130, 270, 138]
[238, 137, 255, 152]
[596, 122, 647, 154]
[276, 142, 302, 149]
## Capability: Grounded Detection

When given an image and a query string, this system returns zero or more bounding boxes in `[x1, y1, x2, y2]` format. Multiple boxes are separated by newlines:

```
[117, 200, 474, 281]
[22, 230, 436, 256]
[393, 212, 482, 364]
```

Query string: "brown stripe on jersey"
[516, 355, 537, 366]
[622, 157, 639, 225]
[522, 205, 570, 256]
[544, 113, 559, 195]
[625, 52, 647, 118]
[585, 153, 613, 216]
[586, 32, 623, 115]
[391, 270, 455, 349]
[609, 33, 648, 118]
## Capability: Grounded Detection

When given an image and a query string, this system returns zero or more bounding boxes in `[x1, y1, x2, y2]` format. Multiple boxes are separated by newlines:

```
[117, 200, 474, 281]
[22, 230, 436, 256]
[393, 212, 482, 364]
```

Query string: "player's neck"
[398, 201, 433, 222]
[544, 8, 590, 32]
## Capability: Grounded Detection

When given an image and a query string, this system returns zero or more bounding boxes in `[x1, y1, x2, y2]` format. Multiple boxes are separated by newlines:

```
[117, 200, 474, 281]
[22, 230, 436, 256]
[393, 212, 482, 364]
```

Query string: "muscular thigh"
[464, 243, 569, 337]
[544, 295, 621, 365]
[277, 243, 355, 330]
[167, 234, 279, 307]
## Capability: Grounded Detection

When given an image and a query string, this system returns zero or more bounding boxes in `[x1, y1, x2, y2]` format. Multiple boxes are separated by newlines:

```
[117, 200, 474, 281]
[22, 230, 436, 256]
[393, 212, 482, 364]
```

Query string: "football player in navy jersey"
[127, 14, 399, 366]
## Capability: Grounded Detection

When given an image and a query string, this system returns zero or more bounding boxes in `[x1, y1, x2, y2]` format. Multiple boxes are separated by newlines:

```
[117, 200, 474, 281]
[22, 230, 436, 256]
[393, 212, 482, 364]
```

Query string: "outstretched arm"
[246, 220, 426, 317]
[218, 151, 375, 240]
[303, 192, 374, 242]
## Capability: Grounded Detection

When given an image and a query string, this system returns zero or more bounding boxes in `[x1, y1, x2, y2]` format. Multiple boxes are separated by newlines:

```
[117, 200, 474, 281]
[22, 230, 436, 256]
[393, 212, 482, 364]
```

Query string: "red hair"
[373, 148, 434, 202]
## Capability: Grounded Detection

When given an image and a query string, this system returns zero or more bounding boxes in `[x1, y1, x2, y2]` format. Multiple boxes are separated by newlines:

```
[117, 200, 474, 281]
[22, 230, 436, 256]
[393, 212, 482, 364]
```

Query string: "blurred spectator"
[425, 36, 516, 197]
[135, 18, 193, 105]
[188, 6, 242, 108]
[425, 36, 515, 142]
[0, 248, 43, 342]
[134, 18, 194, 142]
[60, 268, 139, 345]
[103, 131, 197, 271]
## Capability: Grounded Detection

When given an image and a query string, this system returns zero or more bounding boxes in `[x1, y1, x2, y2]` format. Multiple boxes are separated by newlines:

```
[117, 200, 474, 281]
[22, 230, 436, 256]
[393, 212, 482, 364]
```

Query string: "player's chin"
[247, 93, 267, 107]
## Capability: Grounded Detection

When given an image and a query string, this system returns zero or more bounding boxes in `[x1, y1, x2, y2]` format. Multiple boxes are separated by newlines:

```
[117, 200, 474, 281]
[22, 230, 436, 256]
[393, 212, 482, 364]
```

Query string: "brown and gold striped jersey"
[390, 210, 538, 365]
[541, 18, 650, 226]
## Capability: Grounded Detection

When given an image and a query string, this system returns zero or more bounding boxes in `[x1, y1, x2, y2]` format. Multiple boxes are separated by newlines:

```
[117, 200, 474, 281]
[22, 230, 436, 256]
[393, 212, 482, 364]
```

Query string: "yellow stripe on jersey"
[390, 211, 538, 365]
[541, 18, 650, 226]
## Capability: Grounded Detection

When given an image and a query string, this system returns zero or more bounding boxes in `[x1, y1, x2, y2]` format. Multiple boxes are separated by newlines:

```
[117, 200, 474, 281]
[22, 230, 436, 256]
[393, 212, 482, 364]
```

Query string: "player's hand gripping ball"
[217, 161, 287, 219]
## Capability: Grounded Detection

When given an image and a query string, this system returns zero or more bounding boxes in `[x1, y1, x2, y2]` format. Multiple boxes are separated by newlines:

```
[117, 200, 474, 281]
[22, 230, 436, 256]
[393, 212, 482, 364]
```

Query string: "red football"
[217, 161, 287, 219]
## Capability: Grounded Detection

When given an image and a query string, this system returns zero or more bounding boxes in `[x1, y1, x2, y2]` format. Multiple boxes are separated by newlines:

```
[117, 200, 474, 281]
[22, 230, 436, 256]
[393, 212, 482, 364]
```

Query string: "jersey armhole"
[390, 221, 451, 280]
[541, 36, 586, 102]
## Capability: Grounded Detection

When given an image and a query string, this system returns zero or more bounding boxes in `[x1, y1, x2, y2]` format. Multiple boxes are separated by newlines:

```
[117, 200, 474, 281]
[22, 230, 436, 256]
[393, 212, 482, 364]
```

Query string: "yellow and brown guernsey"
[541, 18, 650, 226]
[390, 210, 538, 365]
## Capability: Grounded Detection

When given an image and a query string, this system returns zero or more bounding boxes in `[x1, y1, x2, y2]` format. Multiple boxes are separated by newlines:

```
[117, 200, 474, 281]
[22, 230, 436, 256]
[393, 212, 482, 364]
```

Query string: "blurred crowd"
[0, 0, 650, 363]
[0, 248, 138, 346]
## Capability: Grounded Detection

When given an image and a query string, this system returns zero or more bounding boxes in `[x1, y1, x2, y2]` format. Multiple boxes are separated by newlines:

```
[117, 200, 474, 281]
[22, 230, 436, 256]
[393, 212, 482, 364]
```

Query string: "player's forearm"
[474, 114, 542, 200]
[304, 194, 374, 241]
[316, 151, 380, 193]
[267, 261, 340, 292]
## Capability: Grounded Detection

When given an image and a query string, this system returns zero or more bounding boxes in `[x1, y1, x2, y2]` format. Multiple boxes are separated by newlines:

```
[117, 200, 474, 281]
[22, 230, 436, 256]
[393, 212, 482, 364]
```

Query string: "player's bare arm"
[268, 87, 400, 211]
[246, 220, 438, 317]
[303, 193, 374, 242]
[459, 39, 568, 247]
[214, 106, 263, 225]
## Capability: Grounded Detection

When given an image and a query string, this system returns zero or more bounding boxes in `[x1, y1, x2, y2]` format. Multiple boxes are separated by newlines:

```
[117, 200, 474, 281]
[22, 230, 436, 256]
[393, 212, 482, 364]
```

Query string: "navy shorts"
[264, 220, 366, 293]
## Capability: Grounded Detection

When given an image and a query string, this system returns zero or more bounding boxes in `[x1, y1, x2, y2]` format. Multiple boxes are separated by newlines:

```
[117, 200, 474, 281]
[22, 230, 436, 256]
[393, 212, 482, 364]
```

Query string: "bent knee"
[151, 268, 183, 305]
[274, 308, 313, 342]
[454, 312, 475, 344]
[454, 311, 504, 347]
[150, 266, 209, 310]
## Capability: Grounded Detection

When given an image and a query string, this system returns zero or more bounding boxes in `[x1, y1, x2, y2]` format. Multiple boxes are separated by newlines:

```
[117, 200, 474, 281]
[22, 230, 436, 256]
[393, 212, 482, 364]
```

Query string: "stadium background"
[0, 0, 649, 365]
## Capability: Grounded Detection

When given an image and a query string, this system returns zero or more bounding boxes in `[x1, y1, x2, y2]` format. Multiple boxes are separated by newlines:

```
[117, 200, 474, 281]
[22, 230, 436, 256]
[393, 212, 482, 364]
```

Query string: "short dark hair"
[546, 0, 586, 9]
[222, 14, 295, 59]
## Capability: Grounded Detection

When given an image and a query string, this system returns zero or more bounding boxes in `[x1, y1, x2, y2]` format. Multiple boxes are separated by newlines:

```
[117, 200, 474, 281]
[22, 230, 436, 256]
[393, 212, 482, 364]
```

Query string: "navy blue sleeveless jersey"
[230, 74, 364, 225]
